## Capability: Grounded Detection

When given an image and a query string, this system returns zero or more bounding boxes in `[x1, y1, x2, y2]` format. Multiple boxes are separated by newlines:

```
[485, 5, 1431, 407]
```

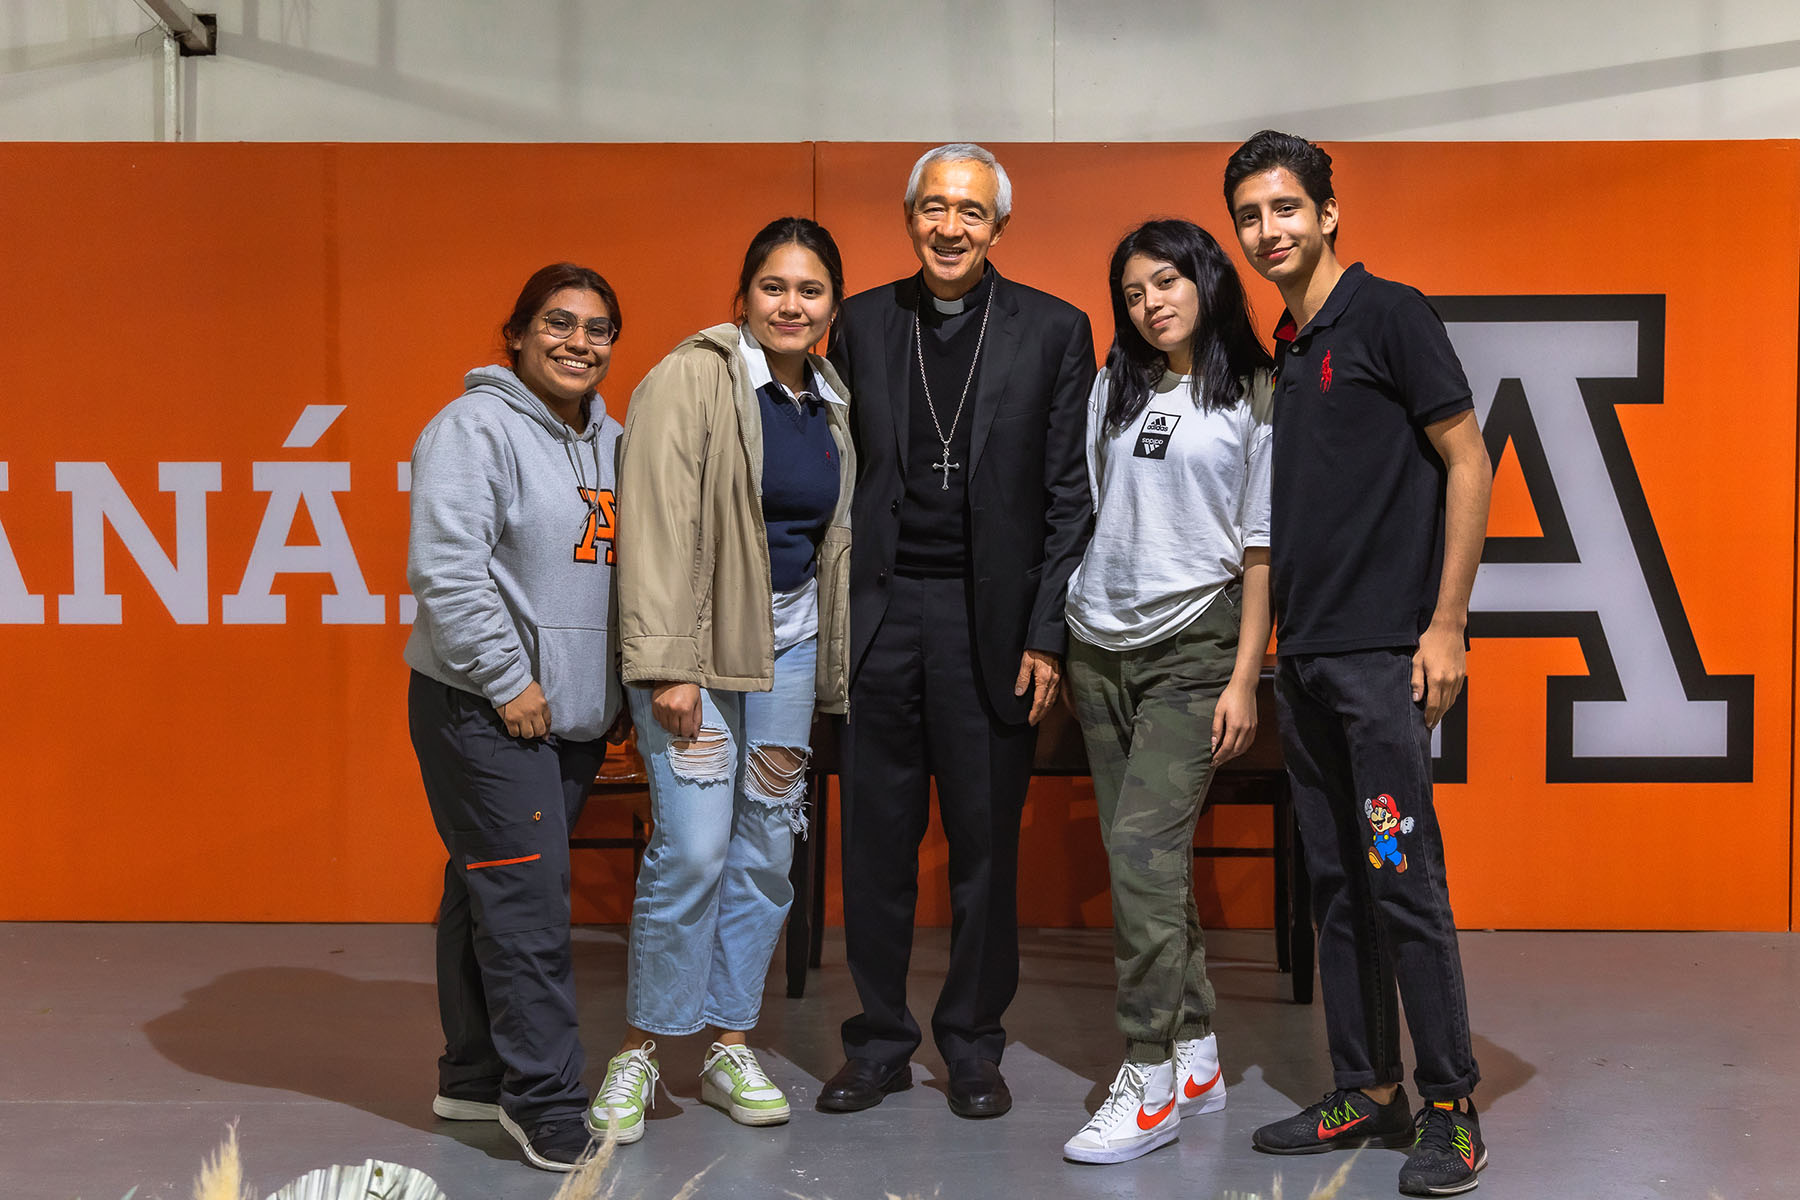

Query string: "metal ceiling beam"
[135, 0, 215, 55]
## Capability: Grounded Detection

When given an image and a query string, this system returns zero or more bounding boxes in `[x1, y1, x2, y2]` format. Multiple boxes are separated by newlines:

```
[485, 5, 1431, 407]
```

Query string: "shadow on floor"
[1001, 927, 1537, 1116]
[142, 967, 463, 1136]
[1219, 1024, 1536, 1116]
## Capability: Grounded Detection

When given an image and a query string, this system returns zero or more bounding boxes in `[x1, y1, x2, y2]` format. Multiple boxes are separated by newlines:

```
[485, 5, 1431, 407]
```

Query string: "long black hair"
[1103, 219, 1272, 432]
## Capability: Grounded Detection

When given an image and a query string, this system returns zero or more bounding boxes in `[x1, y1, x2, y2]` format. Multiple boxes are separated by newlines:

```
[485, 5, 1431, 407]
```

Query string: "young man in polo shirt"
[1223, 130, 1494, 1196]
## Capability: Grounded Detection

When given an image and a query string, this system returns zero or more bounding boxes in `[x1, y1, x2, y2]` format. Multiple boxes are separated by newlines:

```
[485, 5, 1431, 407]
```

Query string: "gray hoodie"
[404, 365, 623, 741]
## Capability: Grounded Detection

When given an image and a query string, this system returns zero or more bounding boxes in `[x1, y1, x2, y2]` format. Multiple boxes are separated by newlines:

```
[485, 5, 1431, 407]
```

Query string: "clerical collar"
[924, 267, 993, 316]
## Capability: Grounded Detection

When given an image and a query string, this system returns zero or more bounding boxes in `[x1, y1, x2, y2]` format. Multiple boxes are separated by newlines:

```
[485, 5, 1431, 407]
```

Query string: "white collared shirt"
[738, 324, 847, 409]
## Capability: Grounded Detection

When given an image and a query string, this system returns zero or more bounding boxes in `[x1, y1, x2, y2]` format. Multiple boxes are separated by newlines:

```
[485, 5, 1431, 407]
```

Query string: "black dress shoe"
[816, 1058, 912, 1113]
[946, 1058, 1012, 1118]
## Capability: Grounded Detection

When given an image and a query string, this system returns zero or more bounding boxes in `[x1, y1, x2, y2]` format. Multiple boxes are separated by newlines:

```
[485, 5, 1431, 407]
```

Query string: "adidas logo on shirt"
[1135, 410, 1181, 459]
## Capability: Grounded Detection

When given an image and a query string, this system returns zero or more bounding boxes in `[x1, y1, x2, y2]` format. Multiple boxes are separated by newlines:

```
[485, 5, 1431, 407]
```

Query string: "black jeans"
[408, 671, 605, 1125]
[1275, 650, 1480, 1102]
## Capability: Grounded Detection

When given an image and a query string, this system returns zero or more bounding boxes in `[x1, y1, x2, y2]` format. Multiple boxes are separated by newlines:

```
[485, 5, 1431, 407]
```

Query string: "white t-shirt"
[1065, 367, 1272, 650]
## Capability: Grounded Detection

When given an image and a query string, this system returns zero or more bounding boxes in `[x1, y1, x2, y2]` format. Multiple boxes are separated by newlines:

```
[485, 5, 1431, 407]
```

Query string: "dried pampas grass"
[192, 1125, 251, 1200]
[1305, 1154, 1356, 1198]
[542, 1131, 719, 1200]
[665, 1157, 720, 1200]
[546, 1128, 617, 1200]
[1235, 1150, 1355, 1200]
[147, 1122, 1629, 1200]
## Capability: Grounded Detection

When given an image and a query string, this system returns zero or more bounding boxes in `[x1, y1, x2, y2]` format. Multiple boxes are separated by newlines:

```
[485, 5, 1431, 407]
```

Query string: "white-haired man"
[818, 144, 1095, 1119]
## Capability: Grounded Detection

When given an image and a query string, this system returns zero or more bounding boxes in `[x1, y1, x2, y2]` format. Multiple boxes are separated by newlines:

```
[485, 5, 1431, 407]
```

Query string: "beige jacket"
[616, 323, 855, 713]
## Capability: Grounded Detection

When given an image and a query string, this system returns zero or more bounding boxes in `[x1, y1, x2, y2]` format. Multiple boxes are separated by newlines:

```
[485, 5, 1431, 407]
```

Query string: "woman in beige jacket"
[590, 218, 854, 1145]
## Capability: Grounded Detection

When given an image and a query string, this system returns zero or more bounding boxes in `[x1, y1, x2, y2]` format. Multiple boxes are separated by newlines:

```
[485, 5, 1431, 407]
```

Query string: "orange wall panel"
[818, 140, 1799, 931]
[0, 143, 813, 921]
[1, 140, 1794, 931]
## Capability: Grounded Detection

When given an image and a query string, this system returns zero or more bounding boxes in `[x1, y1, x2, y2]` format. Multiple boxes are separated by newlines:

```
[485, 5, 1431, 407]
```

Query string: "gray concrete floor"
[5, 923, 1796, 1200]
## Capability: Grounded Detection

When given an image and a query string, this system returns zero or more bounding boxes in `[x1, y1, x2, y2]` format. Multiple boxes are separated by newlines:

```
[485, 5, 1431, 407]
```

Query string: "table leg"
[784, 768, 819, 999]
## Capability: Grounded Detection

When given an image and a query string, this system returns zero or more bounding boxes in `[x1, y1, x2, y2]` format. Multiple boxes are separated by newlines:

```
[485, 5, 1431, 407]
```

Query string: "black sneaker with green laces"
[1399, 1101, 1488, 1195]
[1251, 1086, 1415, 1155]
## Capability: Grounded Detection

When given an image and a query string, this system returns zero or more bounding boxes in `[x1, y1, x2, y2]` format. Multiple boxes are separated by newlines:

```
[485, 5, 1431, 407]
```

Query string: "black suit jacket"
[829, 268, 1096, 723]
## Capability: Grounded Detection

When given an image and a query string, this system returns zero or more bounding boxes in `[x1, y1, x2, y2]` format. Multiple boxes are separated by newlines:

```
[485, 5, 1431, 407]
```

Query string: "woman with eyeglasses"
[589, 217, 854, 1146]
[404, 262, 627, 1173]
[1059, 219, 1274, 1165]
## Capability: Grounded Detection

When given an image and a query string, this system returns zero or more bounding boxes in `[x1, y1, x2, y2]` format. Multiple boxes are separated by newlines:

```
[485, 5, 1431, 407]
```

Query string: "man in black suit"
[818, 143, 1095, 1119]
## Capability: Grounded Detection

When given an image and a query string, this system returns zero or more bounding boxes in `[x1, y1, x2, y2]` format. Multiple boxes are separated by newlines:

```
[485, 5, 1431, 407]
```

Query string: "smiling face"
[509, 286, 614, 413]
[743, 241, 837, 369]
[1230, 165, 1338, 290]
[1120, 253, 1202, 375]
[905, 158, 1007, 300]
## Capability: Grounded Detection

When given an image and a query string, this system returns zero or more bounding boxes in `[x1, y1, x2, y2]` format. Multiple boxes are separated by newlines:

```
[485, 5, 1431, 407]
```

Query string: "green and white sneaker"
[699, 1041, 791, 1126]
[587, 1041, 659, 1145]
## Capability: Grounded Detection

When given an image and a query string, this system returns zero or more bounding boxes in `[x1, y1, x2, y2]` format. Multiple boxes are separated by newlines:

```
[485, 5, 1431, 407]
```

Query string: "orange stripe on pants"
[465, 853, 542, 870]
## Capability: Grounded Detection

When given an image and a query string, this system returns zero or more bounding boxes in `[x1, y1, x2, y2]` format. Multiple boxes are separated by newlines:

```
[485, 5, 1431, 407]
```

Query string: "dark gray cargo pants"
[408, 671, 604, 1125]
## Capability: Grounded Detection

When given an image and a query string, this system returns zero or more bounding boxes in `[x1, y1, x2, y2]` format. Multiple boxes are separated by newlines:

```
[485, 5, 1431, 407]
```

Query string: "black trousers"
[840, 573, 1038, 1068]
[1275, 650, 1480, 1102]
[408, 671, 605, 1125]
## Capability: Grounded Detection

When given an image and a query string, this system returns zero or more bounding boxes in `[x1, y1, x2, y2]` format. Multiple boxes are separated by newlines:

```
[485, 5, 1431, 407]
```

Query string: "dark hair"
[1103, 219, 1273, 431]
[500, 262, 622, 366]
[1223, 129, 1338, 246]
[732, 217, 846, 322]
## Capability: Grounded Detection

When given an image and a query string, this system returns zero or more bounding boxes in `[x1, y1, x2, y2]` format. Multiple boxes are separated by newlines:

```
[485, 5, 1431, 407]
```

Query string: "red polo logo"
[1320, 350, 1333, 392]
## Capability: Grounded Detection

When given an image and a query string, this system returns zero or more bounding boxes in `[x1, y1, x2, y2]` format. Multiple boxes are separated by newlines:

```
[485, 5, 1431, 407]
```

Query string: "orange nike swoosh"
[1137, 1096, 1177, 1130]
[1184, 1065, 1222, 1100]
[1317, 1112, 1370, 1139]
[1460, 1143, 1477, 1169]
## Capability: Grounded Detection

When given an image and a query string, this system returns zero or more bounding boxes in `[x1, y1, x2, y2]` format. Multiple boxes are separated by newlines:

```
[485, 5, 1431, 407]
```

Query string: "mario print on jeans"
[1364, 793, 1414, 873]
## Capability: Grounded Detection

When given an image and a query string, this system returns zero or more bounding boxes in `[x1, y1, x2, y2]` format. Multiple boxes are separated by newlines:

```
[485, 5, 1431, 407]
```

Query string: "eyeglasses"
[540, 312, 618, 345]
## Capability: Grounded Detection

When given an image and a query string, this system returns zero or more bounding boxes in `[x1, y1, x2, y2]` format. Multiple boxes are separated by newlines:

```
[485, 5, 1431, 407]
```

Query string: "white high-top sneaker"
[1174, 1032, 1227, 1118]
[1062, 1059, 1180, 1164]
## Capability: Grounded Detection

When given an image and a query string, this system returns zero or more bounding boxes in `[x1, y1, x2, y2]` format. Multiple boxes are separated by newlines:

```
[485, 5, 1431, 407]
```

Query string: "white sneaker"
[1175, 1033, 1227, 1118]
[431, 1093, 501, 1121]
[1062, 1059, 1180, 1164]
[587, 1041, 658, 1145]
[699, 1042, 791, 1126]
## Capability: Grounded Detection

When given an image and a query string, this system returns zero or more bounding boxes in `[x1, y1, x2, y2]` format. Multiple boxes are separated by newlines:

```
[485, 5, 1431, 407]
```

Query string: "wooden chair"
[1189, 675, 1313, 1004]
[788, 670, 1314, 1003]
[570, 737, 651, 873]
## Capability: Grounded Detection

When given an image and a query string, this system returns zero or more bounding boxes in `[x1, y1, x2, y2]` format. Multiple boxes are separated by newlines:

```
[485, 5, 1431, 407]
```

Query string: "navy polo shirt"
[1269, 263, 1474, 656]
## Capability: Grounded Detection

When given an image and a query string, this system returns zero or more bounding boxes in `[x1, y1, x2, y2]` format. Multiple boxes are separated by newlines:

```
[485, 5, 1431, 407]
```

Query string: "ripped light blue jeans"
[624, 637, 817, 1035]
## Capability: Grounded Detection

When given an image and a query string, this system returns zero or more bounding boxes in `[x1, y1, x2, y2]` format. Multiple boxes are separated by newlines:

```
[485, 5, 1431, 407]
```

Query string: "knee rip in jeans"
[669, 726, 732, 784]
[746, 743, 811, 836]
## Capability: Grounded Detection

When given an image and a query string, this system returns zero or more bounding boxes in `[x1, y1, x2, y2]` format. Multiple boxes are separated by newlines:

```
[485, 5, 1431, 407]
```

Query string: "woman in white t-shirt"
[1061, 219, 1275, 1165]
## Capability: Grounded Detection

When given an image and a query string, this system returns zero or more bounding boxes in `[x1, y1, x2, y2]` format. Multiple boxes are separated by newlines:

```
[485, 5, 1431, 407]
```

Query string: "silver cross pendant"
[931, 452, 961, 490]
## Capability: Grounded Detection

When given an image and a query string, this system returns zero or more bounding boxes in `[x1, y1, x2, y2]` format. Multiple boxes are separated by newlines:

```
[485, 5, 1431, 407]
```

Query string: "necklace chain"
[914, 287, 992, 490]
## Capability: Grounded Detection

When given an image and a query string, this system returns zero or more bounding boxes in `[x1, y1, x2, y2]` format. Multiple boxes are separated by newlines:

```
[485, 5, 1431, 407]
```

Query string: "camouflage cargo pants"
[1067, 584, 1240, 1064]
